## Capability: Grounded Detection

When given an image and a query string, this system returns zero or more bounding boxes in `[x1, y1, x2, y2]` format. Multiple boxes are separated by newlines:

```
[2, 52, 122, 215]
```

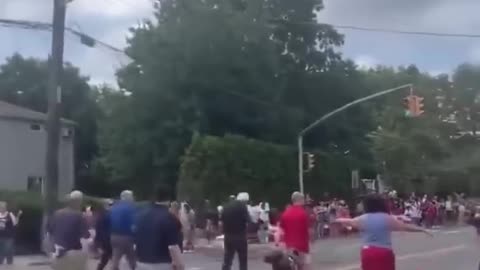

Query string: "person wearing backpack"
[0, 201, 19, 265]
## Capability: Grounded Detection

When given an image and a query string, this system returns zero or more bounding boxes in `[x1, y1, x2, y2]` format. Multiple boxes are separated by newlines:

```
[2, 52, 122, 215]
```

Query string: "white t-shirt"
[248, 205, 261, 223]
[258, 203, 270, 223]
[446, 201, 453, 211]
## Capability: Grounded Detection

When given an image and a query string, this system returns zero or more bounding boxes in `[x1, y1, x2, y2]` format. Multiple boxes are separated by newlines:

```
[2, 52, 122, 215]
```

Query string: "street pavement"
[12, 226, 480, 270]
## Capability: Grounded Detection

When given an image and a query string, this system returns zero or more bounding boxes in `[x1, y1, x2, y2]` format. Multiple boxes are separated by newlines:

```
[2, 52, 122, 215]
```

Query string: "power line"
[271, 19, 480, 39]
[5, 16, 480, 65]
[0, 18, 131, 59]
[329, 24, 480, 39]
[0, 19, 301, 114]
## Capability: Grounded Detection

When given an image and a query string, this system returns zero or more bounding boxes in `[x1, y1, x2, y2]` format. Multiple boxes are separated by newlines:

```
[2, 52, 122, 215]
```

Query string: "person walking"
[169, 201, 183, 252]
[334, 194, 432, 270]
[94, 199, 113, 270]
[180, 203, 196, 252]
[109, 190, 136, 270]
[279, 192, 311, 270]
[135, 185, 185, 270]
[257, 202, 270, 244]
[221, 192, 251, 270]
[48, 191, 90, 270]
[204, 200, 218, 246]
[0, 201, 20, 265]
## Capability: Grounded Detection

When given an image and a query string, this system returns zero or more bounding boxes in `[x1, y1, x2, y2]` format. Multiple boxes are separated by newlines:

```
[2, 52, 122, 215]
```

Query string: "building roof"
[0, 100, 75, 125]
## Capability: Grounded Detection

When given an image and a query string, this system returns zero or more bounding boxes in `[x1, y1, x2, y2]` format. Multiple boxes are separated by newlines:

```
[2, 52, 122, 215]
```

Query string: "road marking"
[443, 230, 462, 234]
[333, 242, 362, 252]
[331, 244, 467, 270]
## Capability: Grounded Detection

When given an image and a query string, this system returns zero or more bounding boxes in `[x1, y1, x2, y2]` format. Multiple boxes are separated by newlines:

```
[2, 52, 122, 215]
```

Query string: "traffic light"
[403, 95, 424, 117]
[413, 96, 424, 116]
[308, 153, 315, 170]
[306, 152, 315, 171]
[403, 95, 415, 117]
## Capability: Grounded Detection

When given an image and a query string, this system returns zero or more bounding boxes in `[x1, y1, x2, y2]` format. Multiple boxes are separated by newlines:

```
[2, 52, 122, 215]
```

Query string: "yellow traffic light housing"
[413, 96, 424, 116]
[403, 94, 424, 117]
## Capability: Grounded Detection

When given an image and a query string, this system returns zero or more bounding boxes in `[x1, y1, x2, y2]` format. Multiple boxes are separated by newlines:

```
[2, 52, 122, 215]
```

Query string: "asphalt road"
[183, 226, 480, 270]
[15, 226, 480, 270]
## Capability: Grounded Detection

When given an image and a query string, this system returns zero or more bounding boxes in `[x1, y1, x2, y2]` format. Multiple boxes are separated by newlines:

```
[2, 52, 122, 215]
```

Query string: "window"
[62, 128, 73, 138]
[27, 176, 43, 193]
[30, 124, 41, 131]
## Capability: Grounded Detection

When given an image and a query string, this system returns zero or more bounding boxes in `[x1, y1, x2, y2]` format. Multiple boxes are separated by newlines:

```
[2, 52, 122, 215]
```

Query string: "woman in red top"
[425, 201, 437, 228]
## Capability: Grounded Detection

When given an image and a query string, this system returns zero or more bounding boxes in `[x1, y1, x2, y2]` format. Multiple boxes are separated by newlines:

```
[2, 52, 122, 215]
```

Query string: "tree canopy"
[97, 0, 375, 196]
[3, 1, 480, 199]
[0, 54, 99, 189]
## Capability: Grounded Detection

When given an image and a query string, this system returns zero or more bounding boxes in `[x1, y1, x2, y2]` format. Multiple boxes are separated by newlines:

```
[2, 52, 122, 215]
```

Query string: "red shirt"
[280, 205, 309, 253]
[338, 207, 350, 218]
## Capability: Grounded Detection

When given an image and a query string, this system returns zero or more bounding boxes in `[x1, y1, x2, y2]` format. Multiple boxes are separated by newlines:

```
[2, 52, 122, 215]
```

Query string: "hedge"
[0, 191, 43, 254]
[0, 190, 103, 254]
[177, 133, 361, 207]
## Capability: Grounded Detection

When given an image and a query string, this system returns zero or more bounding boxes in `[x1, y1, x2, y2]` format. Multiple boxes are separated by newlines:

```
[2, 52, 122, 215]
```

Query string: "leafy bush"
[0, 191, 43, 254]
[0, 190, 103, 254]
[178, 134, 360, 207]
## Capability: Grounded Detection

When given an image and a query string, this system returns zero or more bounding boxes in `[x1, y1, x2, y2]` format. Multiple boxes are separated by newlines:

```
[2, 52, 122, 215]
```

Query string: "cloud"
[354, 55, 378, 70]
[469, 44, 480, 63]
[0, 0, 153, 85]
[319, 0, 480, 73]
[0, 0, 52, 21]
[2, 0, 480, 85]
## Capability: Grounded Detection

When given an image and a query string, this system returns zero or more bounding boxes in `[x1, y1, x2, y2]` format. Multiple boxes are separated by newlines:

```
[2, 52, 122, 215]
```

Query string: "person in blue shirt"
[334, 194, 432, 270]
[109, 190, 136, 270]
[135, 185, 185, 270]
[94, 199, 113, 270]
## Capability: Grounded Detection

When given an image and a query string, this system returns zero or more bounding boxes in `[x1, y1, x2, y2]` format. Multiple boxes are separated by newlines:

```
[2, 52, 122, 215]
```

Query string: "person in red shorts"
[279, 192, 311, 270]
[334, 194, 432, 270]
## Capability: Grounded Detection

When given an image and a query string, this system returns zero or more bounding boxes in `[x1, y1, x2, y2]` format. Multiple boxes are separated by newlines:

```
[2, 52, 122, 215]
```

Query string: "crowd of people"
[0, 188, 479, 270]
[47, 187, 186, 270]
[220, 190, 480, 270]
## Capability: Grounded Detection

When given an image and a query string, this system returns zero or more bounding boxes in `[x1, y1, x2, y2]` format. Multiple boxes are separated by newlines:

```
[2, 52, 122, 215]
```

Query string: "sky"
[2, 0, 480, 84]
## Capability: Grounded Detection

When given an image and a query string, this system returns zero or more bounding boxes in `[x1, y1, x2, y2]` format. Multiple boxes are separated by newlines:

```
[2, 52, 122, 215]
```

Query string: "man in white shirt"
[257, 202, 270, 244]
[445, 196, 454, 223]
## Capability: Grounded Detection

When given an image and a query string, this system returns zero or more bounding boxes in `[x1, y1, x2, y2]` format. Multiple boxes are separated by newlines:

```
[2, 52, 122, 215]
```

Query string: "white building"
[0, 101, 75, 196]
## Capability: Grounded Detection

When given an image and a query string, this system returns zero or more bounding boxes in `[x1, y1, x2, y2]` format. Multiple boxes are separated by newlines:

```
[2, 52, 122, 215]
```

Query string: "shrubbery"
[0, 191, 43, 254]
[0, 190, 103, 254]
[178, 134, 361, 207]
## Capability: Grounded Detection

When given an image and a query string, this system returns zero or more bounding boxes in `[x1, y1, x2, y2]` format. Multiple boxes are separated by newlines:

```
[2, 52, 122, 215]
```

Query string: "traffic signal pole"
[297, 83, 413, 194]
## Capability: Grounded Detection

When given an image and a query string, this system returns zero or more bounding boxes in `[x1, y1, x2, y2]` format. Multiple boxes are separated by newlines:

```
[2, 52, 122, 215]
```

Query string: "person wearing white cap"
[48, 190, 90, 270]
[221, 192, 251, 270]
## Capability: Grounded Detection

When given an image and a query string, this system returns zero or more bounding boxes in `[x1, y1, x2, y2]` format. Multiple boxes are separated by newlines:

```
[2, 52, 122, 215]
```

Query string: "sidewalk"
[11, 255, 51, 269]
[10, 240, 274, 270]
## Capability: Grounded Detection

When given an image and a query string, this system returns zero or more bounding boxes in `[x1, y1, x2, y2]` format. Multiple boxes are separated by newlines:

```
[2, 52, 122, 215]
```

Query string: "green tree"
[100, 0, 370, 195]
[367, 64, 480, 194]
[0, 54, 99, 186]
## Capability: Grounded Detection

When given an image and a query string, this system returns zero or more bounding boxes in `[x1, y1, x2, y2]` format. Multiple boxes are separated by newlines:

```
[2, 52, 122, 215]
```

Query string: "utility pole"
[45, 0, 68, 216]
[297, 83, 413, 194]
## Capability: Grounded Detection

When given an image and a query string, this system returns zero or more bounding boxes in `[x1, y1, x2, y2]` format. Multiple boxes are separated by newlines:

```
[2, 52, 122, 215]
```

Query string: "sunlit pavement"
[13, 226, 480, 270]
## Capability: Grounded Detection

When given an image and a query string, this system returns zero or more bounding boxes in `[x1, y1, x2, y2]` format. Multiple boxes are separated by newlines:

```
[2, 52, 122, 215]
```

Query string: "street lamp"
[297, 83, 413, 194]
